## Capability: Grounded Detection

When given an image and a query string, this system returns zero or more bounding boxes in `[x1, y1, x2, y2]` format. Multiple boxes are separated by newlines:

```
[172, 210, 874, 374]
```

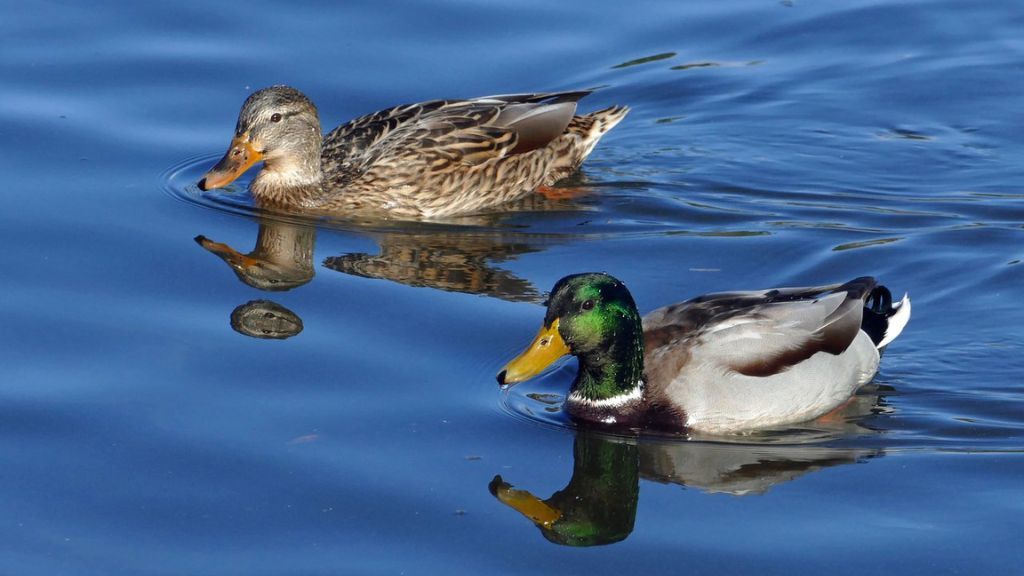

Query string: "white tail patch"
[877, 293, 911, 349]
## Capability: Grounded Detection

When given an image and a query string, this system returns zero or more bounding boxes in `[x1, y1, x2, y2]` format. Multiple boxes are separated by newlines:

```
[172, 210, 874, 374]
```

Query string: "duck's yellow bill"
[491, 481, 562, 528]
[200, 134, 263, 190]
[498, 318, 569, 385]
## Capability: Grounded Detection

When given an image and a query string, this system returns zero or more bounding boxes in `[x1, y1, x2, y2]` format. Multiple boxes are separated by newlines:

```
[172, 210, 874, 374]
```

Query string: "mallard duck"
[199, 86, 629, 219]
[497, 273, 911, 434]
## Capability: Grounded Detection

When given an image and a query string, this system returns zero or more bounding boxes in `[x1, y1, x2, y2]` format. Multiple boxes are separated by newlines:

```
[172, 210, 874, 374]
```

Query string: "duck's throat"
[251, 159, 323, 207]
[566, 340, 645, 425]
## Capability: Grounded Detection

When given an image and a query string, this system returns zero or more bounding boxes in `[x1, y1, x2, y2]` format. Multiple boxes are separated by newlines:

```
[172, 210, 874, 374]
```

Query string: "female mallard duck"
[497, 273, 911, 434]
[199, 86, 628, 219]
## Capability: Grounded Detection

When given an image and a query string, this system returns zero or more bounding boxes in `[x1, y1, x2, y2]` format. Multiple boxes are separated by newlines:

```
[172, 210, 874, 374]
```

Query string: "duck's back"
[314, 91, 628, 218]
[640, 277, 908, 433]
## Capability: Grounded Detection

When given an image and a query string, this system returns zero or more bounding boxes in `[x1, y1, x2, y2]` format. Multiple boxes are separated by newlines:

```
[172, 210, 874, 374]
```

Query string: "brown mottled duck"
[200, 86, 628, 219]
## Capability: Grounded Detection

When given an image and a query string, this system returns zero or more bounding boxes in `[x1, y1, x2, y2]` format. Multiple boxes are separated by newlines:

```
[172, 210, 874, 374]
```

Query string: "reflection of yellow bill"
[492, 482, 562, 528]
[499, 318, 570, 385]
[200, 133, 263, 190]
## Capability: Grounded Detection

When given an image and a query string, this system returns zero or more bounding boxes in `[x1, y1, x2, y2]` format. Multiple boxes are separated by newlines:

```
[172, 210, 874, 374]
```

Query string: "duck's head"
[200, 86, 322, 192]
[498, 273, 645, 402]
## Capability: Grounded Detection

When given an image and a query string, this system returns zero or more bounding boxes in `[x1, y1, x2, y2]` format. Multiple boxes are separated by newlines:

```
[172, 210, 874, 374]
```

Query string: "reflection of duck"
[199, 86, 628, 219]
[196, 213, 558, 302]
[324, 230, 559, 303]
[499, 273, 911, 434]
[195, 218, 316, 291]
[491, 415, 884, 546]
[640, 440, 878, 496]
[491, 434, 638, 547]
[229, 300, 303, 340]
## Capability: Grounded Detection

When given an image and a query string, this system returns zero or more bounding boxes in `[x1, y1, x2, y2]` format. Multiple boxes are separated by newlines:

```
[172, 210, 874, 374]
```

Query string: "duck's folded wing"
[342, 103, 515, 176]
[323, 100, 450, 165]
[701, 291, 866, 377]
[339, 97, 585, 172]
[644, 278, 877, 378]
[326, 91, 586, 173]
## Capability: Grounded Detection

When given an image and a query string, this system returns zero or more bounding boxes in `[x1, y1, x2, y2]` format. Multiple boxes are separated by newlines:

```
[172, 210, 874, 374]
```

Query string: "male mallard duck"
[497, 273, 911, 434]
[199, 86, 628, 219]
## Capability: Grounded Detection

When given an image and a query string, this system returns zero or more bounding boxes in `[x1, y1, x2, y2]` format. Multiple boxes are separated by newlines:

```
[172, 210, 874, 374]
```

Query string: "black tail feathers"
[861, 286, 895, 346]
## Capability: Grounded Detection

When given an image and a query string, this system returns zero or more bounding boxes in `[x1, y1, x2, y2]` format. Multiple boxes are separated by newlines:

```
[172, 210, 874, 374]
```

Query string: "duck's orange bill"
[200, 135, 263, 190]
[195, 235, 261, 269]
[492, 483, 562, 528]
[499, 318, 569, 385]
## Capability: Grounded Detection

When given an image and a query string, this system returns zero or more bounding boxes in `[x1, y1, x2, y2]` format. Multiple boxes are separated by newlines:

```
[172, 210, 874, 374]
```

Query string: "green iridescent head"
[499, 273, 645, 402]
[544, 273, 642, 356]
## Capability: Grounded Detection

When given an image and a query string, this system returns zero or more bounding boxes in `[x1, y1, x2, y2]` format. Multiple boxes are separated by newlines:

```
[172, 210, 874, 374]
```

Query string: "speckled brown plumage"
[201, 86, 629, 219]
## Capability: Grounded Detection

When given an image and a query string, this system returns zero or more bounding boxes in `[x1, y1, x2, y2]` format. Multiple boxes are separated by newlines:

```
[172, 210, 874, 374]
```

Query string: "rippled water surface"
[3, 0, 1024, 574]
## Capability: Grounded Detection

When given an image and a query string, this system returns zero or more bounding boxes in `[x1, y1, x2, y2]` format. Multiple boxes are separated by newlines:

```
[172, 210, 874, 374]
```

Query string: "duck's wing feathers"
[364, 103, 518, 169]
[643, 277, 879, 379]
[324, 91, 589, 178]
[322, 99, 450, 166]
[475, 90, 595, 105]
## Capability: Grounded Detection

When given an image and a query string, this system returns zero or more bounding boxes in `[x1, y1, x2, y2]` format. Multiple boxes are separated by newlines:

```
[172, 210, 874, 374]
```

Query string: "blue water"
[3, 0, 1024, 574]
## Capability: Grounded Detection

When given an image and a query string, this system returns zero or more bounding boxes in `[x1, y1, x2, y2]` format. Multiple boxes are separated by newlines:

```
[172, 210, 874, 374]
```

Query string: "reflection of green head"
[544, 273, 646, 401]
[541, 520, 628, 547]
[490, 433, 639, 547]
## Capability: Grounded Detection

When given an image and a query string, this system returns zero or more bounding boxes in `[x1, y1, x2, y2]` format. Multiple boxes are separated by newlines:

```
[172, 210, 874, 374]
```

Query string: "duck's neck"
[251, 139, 325, 207]
[567, 324, 646, 425]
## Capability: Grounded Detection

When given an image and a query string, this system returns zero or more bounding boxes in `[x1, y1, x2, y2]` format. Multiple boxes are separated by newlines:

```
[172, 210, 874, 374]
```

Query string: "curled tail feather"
[861, 285, 912, 350]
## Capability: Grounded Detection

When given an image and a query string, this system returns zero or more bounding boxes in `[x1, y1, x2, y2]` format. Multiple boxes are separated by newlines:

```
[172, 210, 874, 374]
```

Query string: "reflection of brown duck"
[229, 300, 303, 339]
[196, 189, 578, 300]
[491, 395, 885, 546]
[324, 232, 556, 303]
[195, 218, 316, 291]
[321, 190, 580, 302]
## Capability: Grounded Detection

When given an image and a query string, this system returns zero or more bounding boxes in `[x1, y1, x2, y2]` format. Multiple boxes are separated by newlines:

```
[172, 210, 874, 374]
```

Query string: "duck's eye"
[581, 300, 595, 311]
[270, 113, 282, 123]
